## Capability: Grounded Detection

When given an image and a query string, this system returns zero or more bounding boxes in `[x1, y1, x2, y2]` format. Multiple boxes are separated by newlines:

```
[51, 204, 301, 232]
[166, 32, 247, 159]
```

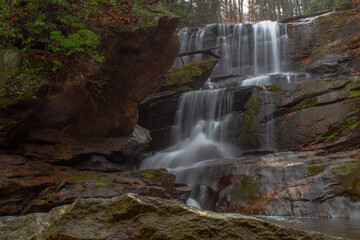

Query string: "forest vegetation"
[165, 0, 354, 26]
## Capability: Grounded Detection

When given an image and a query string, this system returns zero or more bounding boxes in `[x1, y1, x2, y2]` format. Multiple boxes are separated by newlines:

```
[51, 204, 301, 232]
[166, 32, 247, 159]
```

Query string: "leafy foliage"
[0, 0, 165, 92]
[0, 0, 161, 72]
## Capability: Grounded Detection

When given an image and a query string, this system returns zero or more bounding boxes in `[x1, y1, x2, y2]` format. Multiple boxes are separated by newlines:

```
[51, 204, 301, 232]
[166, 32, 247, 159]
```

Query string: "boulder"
[0, 193, 338, 240]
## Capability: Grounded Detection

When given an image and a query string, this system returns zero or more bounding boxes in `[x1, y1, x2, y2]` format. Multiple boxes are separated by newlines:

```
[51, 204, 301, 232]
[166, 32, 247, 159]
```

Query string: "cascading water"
[141, 89, 234, 170]
[212, 21, 286, 76]
[141, 21, 294, 207]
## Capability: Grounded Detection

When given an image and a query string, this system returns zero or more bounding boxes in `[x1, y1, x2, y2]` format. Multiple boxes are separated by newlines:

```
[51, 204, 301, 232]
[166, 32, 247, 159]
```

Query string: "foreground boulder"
[0, 193, 338, 240]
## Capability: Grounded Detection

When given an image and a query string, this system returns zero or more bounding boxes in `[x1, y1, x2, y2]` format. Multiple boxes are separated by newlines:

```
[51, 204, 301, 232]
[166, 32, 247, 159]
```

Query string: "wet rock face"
[0, 153, 190, 216]
[225, 77, 360, 153]
[272, 78, 360, 151]
[287, 5, 360, 78]
[177, 149, 360, 219]
[0, 193, 338, 240]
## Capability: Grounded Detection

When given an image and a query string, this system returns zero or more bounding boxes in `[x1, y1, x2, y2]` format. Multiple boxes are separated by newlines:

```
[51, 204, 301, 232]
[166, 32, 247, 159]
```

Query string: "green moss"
[307, 165, 329, 175]
[141, 169, 161, 181]
[46, 191, 56, 197]
[230, 176, 258, 201]
[266, 85, 282, 92]
[69, 174, 93, 180]
[349, 90, 360, 98]
[325, 119, 359, 142]
[0, 94, 33, 107]
[292, 97, 317, 111]
[325, 132, 338, 142]
[166, 59, 216, 86]
[36, 199, 48, 206]
[240, 97, 261, 148]
[332, 161, 358, 175]
[96, 177, 108, 184]
[244, 97, 260, 115]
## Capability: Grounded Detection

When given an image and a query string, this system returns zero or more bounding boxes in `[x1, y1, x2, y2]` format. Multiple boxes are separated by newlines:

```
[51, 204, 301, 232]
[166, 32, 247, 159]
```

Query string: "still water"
[258, 216, 360, 239]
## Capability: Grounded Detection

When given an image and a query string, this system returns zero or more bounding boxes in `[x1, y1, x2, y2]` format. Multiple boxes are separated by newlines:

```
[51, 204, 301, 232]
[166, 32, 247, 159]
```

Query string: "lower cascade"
[141, 89, 234, 169]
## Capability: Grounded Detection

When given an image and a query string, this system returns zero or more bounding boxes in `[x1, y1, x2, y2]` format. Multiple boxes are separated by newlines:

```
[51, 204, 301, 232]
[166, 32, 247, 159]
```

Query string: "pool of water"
[257, 216, 360, 239]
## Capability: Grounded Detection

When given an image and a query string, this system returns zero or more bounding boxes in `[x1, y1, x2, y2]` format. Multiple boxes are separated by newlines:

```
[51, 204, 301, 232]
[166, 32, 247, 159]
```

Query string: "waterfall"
[173, 21, 289, 77]
[140, 89, 234, 170]
[141, 21, 294, 207]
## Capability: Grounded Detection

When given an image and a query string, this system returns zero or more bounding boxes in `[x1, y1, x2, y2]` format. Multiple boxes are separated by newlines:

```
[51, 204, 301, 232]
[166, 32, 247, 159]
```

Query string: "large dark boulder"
[0, 193, 338, 239]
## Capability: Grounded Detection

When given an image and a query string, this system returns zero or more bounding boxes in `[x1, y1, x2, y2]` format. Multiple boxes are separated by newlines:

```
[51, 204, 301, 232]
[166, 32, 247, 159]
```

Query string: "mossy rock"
[96, 177, 108, 184]
[332, 161, 359, 176]
[69, 174, 93, 181]
[331, 160, 360, 200]
[230, 176, 259, 201]
[240, 97, 261, 149]
[141, 169, 162, 182]
[165, 59, 217, 89]
[307, 165, 329, 175]
[325, 118, 359, 142]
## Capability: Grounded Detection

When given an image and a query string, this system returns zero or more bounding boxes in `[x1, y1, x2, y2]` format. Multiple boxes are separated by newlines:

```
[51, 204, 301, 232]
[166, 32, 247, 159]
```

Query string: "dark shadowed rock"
[23, 125, 151, 165]
[0, 193, 339, 240]
[0, 8, 180, 161]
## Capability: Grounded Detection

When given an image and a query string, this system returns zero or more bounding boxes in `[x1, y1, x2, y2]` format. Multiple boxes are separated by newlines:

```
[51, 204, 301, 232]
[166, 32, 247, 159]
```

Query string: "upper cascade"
[174, 21, 290, 79]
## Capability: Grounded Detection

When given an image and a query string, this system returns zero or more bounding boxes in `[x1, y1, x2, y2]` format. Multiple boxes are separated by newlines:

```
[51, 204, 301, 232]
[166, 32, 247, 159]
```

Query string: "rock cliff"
[0, 2, 191, 217]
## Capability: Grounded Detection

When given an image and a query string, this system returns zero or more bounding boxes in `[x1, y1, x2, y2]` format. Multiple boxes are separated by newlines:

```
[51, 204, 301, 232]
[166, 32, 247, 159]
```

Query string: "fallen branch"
[178, 48, 222, 64]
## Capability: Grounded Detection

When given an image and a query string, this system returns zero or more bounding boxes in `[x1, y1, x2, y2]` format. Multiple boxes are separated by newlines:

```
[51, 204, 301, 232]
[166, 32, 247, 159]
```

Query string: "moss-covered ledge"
[163, 59, 218, 90]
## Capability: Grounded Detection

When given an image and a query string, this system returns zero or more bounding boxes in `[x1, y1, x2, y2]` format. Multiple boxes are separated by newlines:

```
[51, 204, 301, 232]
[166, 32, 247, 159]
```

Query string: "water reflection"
[257, 216, 360, 239]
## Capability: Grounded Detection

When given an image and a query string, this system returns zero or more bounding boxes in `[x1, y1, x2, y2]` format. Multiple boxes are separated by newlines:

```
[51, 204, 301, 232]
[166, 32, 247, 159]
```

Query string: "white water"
[173, 21, 289, 77]
[141, 89, 234, 169]
[141, 21, 294, 207]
